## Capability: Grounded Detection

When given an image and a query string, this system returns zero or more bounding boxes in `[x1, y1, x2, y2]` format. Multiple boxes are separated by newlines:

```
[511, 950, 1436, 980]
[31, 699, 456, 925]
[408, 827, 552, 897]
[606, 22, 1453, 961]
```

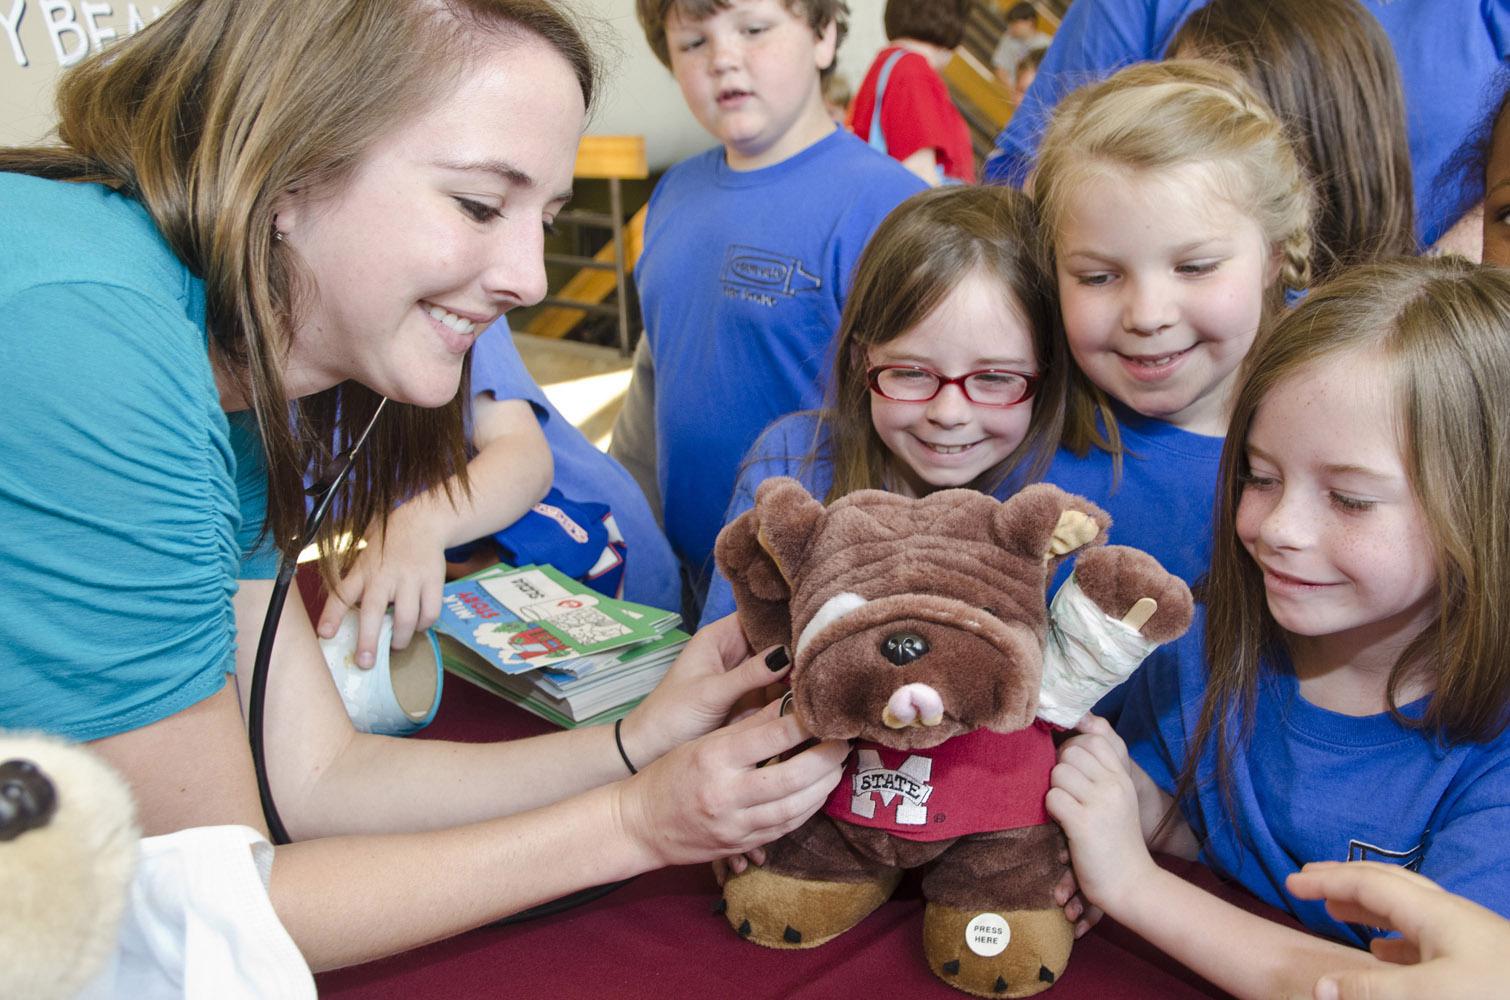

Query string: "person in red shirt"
[849, 0, 977, 185]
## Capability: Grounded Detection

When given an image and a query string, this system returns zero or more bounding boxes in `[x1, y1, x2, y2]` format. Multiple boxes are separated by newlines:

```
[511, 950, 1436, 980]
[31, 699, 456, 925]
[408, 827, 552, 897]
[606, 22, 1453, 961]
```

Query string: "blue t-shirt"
[637, 128, 926, 610]
[1043, 411, 1223, 718]
[1120, 608, 1510, 946]
[0, 174, 277, 742]
[1044, 410, 1224, 590]
[468, 323, 681, 613]
[985, 0, 1510, 247]
[700, 411, 834, 627]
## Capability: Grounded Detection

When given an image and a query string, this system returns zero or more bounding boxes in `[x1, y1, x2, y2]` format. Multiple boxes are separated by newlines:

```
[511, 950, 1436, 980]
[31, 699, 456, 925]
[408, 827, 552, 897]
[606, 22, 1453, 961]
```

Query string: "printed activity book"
[437, 563, 677, 674]
[439, 629, 688, 726]
[435, 564, 687, 726]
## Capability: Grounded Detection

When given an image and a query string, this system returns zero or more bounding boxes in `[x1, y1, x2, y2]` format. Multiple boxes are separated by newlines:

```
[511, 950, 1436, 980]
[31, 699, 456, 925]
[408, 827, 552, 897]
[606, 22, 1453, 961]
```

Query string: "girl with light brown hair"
[1050, 257, 1510, 997]
[699, 184, 1066, 624]
[1170, 0, 1417, 283]
[0, 0, 847, 980]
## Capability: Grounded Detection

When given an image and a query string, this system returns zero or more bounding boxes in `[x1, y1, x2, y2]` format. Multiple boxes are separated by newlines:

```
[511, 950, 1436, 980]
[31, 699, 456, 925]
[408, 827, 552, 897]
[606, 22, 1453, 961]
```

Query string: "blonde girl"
[700, 184, 1066, 625]
[1034, 59, 1313, 590]
[1049, 257, 1510, 998]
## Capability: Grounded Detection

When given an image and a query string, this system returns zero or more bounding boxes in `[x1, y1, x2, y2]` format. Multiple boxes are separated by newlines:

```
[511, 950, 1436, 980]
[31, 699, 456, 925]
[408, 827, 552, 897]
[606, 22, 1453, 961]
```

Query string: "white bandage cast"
[1037, 573, 1158, 727]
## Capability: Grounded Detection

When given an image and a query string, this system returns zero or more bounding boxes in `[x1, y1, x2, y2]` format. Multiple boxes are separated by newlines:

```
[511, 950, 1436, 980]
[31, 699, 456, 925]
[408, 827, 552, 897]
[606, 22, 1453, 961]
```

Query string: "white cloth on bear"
[77, 824, 314, 999]
[1037, 572, 1158, 728]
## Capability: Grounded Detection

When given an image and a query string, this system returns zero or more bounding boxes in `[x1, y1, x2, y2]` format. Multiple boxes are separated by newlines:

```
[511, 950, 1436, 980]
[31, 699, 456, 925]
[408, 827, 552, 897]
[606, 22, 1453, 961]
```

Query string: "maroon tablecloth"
[312, 673, 1292, 1000]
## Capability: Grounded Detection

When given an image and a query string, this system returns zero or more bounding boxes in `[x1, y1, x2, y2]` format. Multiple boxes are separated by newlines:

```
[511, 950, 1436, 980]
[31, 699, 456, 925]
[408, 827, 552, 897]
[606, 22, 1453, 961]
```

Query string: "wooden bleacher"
[525, 135, 649, 350]
[944, 0, 1060, 171]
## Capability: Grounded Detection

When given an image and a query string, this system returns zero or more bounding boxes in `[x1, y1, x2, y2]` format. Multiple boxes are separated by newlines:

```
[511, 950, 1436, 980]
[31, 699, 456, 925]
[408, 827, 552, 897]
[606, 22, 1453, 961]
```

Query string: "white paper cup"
[318, 610, 443, 736]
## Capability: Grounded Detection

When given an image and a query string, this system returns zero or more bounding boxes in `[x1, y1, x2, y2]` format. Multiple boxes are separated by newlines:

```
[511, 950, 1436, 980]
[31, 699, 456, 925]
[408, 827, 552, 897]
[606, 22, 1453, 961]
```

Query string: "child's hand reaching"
[1287, 861, 1510, 1000]
[315, 394, 555, 669]
[1052, 850, 1103, 939]
[1046, 714, 1160, 918]
[317, 504, 450, 668]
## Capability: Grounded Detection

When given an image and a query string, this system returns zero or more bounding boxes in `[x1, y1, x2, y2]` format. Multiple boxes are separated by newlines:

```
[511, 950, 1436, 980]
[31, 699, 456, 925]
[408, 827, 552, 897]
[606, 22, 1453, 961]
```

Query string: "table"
[313, 676, 1293, 999]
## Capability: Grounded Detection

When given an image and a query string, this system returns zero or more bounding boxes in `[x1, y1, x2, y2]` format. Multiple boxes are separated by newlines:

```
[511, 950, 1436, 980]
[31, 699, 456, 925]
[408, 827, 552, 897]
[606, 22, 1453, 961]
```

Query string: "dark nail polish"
[765, 647, 790, 672]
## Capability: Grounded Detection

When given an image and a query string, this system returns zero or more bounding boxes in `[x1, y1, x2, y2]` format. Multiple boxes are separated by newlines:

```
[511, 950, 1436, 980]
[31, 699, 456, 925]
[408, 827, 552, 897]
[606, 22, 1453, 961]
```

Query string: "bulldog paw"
[1069, 546, 1194, 644]
[923, 903, 1073, 998]
[720, 866, 902, 949]
[1047, 510, 1100, 558]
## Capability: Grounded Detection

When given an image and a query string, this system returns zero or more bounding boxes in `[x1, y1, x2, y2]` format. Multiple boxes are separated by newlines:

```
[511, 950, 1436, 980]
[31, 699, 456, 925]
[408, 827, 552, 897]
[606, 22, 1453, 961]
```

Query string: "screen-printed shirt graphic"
[825, 721, 1056, 841]
[719, 244, 822, 307]
[635, 129, 925, 594]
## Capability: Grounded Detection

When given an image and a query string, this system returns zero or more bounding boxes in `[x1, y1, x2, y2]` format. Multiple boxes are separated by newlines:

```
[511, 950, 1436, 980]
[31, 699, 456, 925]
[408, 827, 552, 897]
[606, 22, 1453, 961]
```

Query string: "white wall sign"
[0, 1, 171, 144]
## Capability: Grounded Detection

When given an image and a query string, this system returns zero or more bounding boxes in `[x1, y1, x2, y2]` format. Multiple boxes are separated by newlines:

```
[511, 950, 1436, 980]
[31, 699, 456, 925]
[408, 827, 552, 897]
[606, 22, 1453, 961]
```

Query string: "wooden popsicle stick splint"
[1121, 598, 1158, 631]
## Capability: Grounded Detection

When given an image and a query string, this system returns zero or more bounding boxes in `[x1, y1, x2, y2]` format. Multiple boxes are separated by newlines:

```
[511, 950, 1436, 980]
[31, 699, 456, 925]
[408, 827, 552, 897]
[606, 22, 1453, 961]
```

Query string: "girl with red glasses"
[699, 184, 1067, 629]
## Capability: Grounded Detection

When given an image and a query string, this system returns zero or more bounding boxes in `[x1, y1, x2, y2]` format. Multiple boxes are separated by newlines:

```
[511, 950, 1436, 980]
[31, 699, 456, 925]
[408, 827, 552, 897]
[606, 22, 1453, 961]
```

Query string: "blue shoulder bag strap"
[867, 47, 908, 156]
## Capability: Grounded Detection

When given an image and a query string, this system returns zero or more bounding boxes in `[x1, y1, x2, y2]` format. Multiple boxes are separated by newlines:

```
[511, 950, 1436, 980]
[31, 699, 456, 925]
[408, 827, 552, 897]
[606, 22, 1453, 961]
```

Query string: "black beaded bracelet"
[613, 717, 638, 775]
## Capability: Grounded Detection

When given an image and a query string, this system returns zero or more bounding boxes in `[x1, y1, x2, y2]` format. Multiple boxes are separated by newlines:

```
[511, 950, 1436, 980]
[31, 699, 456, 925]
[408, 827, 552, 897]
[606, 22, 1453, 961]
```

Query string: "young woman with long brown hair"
[0, 0, 846, 978]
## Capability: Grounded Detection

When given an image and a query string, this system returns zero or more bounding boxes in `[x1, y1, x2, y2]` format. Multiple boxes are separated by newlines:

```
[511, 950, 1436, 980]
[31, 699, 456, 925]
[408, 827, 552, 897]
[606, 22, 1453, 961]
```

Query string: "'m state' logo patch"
[849, 750, 933, 825]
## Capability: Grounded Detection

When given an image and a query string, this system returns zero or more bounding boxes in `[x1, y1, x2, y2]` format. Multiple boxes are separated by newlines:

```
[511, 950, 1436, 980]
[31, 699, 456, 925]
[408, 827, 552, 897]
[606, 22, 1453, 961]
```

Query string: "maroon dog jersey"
[824, 721, 1056, 841]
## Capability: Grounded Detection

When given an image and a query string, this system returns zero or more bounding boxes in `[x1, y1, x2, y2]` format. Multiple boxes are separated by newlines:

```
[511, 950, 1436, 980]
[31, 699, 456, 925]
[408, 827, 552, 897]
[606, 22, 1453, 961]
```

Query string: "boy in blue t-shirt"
[630, 0, 926, 615]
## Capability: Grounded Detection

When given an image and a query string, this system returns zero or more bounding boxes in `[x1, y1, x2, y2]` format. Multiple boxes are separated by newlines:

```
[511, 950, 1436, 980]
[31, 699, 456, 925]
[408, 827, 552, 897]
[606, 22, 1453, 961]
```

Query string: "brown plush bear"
[713, 478, 1193, 998]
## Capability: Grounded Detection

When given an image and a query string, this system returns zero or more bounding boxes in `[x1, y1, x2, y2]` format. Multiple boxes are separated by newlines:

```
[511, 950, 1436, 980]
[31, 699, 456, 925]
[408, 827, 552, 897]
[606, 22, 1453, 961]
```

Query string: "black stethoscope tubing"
[247, 396, 627, 921]
[251, 397, 388, 847]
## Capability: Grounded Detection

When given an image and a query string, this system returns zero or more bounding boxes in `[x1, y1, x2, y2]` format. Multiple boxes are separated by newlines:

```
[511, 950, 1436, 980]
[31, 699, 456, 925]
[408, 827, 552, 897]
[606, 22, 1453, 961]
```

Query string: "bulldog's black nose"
[881, 631, 929, 666]
[0, 759, 56, 842]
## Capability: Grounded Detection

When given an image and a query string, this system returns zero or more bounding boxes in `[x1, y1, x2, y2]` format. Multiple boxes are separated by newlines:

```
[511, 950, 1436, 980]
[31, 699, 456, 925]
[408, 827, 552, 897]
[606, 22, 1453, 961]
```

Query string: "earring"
[273, 229, 286, 243]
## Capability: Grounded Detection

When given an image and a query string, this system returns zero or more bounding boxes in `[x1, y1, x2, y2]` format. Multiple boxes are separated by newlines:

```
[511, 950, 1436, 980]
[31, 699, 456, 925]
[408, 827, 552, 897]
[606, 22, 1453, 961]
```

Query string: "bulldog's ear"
[754, 477, 825, 577]
[992, 483, 1110, 567]
[713, 478, 825, 650]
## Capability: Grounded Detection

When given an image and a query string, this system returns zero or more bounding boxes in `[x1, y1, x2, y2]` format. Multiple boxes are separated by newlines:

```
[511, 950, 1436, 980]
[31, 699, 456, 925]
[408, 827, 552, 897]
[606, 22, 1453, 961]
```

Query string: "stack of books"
[434, 563, 688, 728]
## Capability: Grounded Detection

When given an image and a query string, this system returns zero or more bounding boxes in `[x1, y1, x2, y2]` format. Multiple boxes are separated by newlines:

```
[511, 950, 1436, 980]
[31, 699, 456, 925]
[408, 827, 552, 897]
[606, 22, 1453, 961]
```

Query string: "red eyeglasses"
[866, 364, 1040, 407]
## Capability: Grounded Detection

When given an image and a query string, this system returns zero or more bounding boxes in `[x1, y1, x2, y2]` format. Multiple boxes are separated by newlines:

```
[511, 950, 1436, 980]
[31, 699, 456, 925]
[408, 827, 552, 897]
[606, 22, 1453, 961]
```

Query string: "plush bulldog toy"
[713, 478, 1193, 998]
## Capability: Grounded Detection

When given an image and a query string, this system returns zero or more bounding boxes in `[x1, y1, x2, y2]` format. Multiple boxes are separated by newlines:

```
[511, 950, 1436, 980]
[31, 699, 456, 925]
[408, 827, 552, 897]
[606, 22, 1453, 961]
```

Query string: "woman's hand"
[1287, 861, 1510, 1000]
[711, 845, 768, 886]
[1045, 714, 1159, 919]
[1051, 848, 1104, 938]
[316, 506, 448, 667]
[619, 614, 791, 767]
[616, 696, 848, 869]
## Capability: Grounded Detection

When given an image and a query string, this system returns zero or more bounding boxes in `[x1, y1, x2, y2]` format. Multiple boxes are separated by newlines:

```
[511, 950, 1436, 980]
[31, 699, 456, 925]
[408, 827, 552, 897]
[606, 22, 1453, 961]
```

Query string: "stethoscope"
[250, 396, 389, 846]
[248, 396, 625, 921]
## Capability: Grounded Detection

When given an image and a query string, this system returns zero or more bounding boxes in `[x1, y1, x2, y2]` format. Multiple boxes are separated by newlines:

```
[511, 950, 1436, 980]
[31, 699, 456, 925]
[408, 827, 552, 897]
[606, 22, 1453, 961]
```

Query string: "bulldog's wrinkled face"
[790, 591, 1044, 748]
